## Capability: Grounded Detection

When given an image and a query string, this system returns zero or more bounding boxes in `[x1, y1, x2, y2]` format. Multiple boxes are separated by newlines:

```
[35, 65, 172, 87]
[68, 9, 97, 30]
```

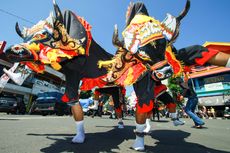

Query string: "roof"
[203, 41, 230, 54]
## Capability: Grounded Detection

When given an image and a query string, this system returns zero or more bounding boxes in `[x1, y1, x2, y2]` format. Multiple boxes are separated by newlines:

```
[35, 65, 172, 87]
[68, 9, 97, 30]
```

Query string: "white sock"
[118, 118, 123, 122]
[76, 120, 84, 134]
[136, 123, 145, 133]
[118, 118, 124, 129]
[132, 123, 145, 151]
[170, 112, 177, 119]
[144, 119, 151, 133]
[145, 118, 150, 126]
[72, 120, 85, 143]
[226, 58, 230, 67]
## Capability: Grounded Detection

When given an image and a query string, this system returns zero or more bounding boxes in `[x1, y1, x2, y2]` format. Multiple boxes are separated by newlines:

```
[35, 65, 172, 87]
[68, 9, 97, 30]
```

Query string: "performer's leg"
[132, 72, 155, 151]
[207, 52, 230, 67]
[158, 92, 184, 126]
[132, 111, 147, 151]
[115, 107, 124, 129]
[176, 45, 230, 67]
[168, 103, 185, 126]
[71, 103, 85, 143]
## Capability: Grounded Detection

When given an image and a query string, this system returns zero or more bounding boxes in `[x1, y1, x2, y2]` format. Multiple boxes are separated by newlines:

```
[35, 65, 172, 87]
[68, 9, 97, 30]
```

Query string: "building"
[0, 41, 66, 110]
[188, 42, 230, 116]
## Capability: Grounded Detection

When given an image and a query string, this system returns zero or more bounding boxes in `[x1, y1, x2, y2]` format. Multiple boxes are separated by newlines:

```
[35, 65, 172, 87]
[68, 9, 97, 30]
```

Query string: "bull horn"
[112, 24, 123, 48]
[53, 0, 64, 23]
[15, 22, 24, 38]
[176, 0, 190, 22]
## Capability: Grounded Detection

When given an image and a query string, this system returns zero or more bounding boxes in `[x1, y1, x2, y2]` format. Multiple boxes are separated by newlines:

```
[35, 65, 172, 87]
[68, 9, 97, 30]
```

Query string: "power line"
[0, 8, 35, 24]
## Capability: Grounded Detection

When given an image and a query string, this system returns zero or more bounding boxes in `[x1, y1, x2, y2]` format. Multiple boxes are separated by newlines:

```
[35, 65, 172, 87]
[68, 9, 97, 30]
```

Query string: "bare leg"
[71, 103, 85, 143]
[208, 52, 230, 67]
[115, 107, 125, 129]
[135, 111, 147, 124]
[115, 109, 125, 129]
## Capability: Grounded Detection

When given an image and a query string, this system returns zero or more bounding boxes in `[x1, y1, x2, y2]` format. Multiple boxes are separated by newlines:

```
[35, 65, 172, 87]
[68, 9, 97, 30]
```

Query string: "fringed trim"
[76, 15, 92, 56]
[80, 75, 108, 91]
[24, 62, 45, 73]
[136, 99, 154, 113]
[165, 46, 183, 77]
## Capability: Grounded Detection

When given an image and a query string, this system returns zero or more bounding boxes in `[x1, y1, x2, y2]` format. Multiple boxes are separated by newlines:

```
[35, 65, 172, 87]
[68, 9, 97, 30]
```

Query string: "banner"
[0, 63, 19, 93]
[0, 41, 6, 53]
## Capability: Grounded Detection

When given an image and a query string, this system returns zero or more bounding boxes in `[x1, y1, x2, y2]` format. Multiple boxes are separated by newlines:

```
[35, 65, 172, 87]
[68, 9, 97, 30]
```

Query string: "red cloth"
[94, 90, 101, 96]
[121, 87, 126, 95]
[136, 99, 154, 113]
[61, 94, 70, 103]
[154, 83, 167, 97]
[80, 75, 107, 91]
[195, 48, 219, 66]
[115, 107, 122, 113]
[166, 103, 176, 109]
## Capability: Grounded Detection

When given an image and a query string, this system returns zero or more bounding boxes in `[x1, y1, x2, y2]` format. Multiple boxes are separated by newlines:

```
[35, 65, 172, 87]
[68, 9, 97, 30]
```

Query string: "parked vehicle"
[29, 92, 71, 116]
[0, 95, 26, 114]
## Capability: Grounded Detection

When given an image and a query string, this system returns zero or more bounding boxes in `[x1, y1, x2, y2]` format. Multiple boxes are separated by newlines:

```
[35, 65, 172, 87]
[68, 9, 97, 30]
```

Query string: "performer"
[120, 0, 229, 150]
[144, 81, 184, 133]
[178, 76, 205, 128]
[122, 2, 181, 150]
[94, 86, 126, 129]
[3, 0, 230, 151]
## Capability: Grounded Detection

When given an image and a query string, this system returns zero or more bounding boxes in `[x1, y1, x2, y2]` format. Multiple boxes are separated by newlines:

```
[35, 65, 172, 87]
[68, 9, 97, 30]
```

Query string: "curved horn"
[53, 0, 64, 23]
[112, 24, 123, 48]
[168, 0, 190, 45]
[15, 22, 24, 38]
[176, 0, 190, 22]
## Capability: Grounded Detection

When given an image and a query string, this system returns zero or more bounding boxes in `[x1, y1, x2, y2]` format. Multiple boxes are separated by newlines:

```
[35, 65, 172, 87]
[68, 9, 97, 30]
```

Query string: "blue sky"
[0, 0, 230, 96]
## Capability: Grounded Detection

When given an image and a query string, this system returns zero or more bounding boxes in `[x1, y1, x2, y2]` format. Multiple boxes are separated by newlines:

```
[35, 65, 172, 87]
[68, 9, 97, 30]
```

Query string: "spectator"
[200, 106, 208, 119]
[224, 107, 230, 119]
[178, 77, 205, 128]
[79, 97, 93, 114]
[210, 107, 216, 119]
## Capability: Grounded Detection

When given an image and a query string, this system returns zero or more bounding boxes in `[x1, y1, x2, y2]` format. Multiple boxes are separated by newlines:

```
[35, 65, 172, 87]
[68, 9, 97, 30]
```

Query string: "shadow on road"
[28, 127, 228, 153]
[147, 129, 229, 153]
[28, 125, 135, 153]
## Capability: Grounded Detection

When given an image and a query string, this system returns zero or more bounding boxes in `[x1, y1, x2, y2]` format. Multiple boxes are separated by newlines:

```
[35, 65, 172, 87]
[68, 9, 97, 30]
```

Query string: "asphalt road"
[0, 113, 230, 153]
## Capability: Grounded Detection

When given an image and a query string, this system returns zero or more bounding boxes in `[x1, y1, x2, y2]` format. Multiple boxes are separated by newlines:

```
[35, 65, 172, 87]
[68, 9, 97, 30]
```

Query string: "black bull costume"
[3, 0, 230, 151]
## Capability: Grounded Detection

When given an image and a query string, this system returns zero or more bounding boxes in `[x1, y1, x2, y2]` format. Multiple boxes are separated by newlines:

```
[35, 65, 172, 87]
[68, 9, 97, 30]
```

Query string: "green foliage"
[167, 77, 184, 105]
[168, 77, 181, 94]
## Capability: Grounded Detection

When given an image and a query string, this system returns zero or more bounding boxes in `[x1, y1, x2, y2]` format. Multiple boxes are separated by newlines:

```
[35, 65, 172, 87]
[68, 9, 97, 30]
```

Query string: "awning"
[189, 67, 230, 78]
[198, 95, 230, 106]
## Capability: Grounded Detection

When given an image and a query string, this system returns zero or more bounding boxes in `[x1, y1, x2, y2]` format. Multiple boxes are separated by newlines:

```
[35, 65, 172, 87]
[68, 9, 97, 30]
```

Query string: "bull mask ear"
[112, 24, 124, 48]
[53, 0, 64, 23]
[15, 22, 24, 38]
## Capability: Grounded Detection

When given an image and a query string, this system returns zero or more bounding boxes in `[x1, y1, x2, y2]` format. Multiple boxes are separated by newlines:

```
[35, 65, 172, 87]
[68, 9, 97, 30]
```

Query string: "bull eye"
[33, 33, 46, 40]
[34, 34, 42, 39]
[14, 46, 20, 50]
[12, 45, 23, 53]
